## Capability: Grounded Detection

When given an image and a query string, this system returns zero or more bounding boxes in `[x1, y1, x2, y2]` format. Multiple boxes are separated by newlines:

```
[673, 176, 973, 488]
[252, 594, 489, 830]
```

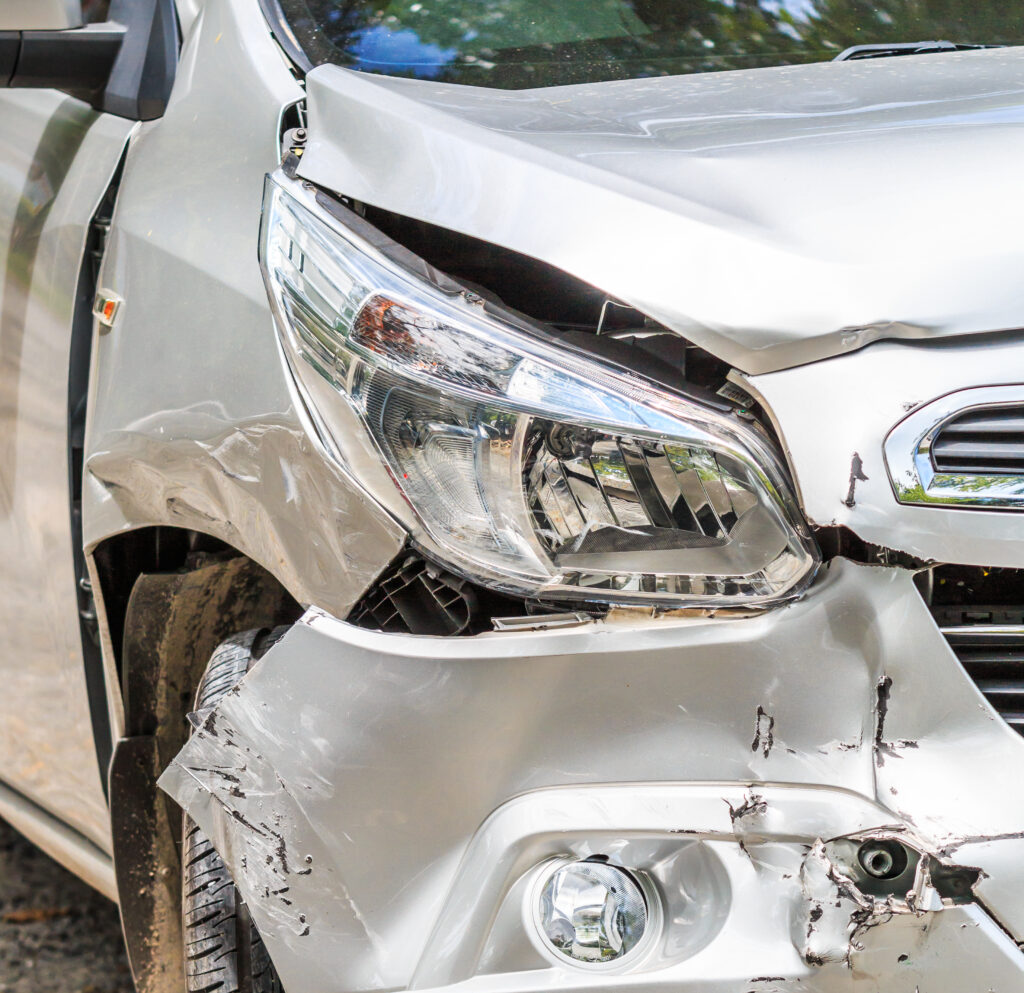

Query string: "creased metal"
[298, 50, 1024, 375]
[748, 336, 1024, 566]
[83, 0, 406, 621]
[161, 560, 1024, 993]
[86, 408, 404, 620]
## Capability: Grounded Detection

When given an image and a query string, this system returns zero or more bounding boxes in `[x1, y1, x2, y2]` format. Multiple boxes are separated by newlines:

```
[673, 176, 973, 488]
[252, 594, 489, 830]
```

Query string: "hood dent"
[297, 51, 1024, 374]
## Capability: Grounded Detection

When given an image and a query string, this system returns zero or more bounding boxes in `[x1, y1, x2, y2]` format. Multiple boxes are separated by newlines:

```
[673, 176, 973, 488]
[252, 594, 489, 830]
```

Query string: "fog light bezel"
[526, 857, 662, 971]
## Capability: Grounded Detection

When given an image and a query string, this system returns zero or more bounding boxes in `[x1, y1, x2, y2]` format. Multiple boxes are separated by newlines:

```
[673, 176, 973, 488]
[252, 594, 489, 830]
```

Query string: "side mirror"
[0, 0, 176, 121]
[0, 1, 83, 31]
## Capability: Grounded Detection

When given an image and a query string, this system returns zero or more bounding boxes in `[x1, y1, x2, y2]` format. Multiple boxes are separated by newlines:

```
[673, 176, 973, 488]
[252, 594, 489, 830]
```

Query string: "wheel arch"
[91, 524, 302, 993]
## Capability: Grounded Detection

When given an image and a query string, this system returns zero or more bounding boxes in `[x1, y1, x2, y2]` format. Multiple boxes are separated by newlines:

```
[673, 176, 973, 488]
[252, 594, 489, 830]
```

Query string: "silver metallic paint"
[0, 776, 115, 900]
[83, 0, 406, 657]
[175, 0, 201, 37]
[0, 3, 1021, 991]
[749, 337, 1024, 565]
[0, 89, 132, 855]
[297, 49, 1024, 375]
[162, 560, 1024, 991]
[0, 0, 82, 31]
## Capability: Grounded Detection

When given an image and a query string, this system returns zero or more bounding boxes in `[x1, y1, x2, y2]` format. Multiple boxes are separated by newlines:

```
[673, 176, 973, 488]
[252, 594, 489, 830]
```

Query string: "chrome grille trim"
[941, 626, 1024, 638]
[884, 385, 1024, 509]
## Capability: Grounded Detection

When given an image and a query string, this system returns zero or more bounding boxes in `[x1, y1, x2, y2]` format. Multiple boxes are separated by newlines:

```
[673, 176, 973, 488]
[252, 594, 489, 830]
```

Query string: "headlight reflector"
[260, 172, 817, 607]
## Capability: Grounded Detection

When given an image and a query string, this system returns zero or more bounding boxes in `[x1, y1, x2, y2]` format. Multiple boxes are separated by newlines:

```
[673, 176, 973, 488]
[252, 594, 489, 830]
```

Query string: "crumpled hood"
[297, 48, 1024, 374]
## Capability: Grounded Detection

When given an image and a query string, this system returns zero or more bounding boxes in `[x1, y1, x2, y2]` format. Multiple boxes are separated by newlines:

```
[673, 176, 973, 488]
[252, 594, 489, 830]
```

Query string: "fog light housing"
[537, 860, 648, 965]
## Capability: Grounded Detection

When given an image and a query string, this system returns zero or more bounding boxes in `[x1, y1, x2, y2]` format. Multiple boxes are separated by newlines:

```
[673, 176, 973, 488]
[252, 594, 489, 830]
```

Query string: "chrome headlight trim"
[884, 385, 1024, 509]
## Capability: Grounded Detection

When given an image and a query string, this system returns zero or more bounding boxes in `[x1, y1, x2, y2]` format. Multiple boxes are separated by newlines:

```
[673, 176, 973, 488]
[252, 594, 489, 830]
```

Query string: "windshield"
[277, 1, 1024, 88]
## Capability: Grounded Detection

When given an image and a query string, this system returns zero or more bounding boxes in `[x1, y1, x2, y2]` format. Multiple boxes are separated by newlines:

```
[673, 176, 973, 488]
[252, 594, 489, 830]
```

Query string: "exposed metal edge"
[0, 777, 116, 901]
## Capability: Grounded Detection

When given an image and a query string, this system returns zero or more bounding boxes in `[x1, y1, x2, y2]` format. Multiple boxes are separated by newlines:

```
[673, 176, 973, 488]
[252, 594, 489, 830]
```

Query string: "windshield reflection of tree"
[300, 1, 1024, 85]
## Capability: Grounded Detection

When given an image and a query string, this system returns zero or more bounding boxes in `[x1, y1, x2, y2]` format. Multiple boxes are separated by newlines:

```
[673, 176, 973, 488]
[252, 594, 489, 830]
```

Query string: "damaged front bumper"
[159, 559, 1024, 992]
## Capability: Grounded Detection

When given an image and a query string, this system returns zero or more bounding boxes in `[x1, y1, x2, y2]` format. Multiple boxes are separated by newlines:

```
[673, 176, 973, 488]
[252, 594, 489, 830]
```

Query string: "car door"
[0, 1, 174, 858]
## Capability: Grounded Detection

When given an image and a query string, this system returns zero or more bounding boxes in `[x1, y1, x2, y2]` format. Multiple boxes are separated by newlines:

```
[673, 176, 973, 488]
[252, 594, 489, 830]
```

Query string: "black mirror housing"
[4, 25, 126, 100]
[0, 0, 176, 121]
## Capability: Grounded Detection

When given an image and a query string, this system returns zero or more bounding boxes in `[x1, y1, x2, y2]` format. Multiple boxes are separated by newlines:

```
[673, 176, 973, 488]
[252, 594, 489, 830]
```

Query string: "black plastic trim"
[3, 0, 177, 120]
[12, 26, 125, 99]
[834, 40, 1002, 61]
[0, 31, 18, 86]
[104, 0, 177, 120]
[69, 152, 126, 801]
[257, 0, 312, 73]
[932, 405, 1024, 476]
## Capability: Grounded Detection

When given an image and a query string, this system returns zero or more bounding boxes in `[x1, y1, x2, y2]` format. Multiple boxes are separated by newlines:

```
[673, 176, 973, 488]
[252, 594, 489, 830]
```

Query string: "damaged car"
[3, 0, 1024, 990]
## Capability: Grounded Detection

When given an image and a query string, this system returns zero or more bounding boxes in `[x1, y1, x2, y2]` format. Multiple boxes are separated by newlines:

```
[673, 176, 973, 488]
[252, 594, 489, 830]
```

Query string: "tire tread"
[182, 631, 285, 993]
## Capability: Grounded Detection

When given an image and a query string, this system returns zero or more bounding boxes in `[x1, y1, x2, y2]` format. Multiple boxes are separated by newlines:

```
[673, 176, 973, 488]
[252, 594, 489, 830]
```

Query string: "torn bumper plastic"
[159, 559, 1024, 992]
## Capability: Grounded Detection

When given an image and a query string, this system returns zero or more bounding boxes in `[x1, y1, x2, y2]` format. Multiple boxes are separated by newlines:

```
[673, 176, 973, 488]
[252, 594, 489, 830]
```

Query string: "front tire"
[182, 630, 285, 993]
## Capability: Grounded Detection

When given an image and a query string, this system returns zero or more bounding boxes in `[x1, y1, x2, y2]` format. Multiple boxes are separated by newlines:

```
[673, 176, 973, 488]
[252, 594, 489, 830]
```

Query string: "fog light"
[537, 860, 648, 964]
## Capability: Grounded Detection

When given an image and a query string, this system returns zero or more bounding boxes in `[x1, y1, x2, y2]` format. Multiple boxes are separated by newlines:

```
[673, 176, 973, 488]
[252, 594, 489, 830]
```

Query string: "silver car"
[2, 0, 1024, 990]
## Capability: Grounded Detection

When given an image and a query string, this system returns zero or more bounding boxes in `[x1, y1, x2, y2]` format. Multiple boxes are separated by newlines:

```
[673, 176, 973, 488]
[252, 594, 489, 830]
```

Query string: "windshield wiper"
[834, 41, 1003, 62]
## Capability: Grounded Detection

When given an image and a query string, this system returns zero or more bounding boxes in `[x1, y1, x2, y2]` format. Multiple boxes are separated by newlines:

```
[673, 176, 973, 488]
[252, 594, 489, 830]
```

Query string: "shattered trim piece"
[797, 836, 987, 968]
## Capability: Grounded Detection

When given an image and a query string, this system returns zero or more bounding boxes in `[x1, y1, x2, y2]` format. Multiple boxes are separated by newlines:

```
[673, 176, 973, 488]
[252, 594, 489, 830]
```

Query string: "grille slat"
[931, 406, 1024, 475]
[939, 415, 1024, 436]
[941, 625, 1024, 639]
[935, 616, 1024, 736]
[968, 680, 1024, 697]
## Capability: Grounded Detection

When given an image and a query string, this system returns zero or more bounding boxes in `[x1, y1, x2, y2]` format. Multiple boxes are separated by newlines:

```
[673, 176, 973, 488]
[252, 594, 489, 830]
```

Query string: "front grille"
[933, 603, 1024, 736]
[931, 406, 1024, 475]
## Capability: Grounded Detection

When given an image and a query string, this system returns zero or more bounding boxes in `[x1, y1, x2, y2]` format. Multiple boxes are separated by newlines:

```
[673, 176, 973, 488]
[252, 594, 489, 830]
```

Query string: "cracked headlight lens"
[260, 172, 818, 607]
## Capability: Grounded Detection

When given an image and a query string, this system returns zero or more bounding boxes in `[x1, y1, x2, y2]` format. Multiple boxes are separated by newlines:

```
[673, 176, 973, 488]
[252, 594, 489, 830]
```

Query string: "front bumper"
[159, 558, 1024, 992]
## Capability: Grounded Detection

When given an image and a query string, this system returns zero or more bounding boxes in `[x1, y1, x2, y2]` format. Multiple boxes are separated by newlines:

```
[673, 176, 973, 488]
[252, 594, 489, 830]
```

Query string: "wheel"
[182, 629, 288, 993]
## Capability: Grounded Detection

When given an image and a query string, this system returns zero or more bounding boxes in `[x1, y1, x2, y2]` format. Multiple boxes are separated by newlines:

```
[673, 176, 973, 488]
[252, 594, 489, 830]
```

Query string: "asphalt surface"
[0, 819, 133, 993]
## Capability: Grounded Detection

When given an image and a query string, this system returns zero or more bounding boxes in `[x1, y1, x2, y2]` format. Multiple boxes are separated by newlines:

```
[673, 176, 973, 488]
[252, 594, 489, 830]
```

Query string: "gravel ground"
[0, 819, 134, 993]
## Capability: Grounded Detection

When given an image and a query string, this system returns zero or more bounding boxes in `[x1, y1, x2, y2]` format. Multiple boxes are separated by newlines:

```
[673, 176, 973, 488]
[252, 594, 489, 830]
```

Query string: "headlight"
[260, 172, 818, 607]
